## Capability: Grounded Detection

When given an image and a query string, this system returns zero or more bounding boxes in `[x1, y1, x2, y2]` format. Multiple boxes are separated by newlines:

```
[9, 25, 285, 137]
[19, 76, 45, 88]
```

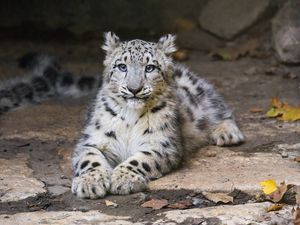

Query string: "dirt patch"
[0, 189, 255, 222]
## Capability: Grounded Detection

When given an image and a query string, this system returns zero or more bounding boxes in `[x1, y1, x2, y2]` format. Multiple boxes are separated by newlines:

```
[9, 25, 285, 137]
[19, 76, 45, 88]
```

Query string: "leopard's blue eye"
[117, 64, 127, 72]
[145, 65, 156, 73]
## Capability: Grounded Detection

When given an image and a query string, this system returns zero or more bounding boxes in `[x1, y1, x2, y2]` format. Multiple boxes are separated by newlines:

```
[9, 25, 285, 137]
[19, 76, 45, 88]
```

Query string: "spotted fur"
[0, 34, 244, 199]
[71, 32, 244, 199]
[0, 53, 102, 115]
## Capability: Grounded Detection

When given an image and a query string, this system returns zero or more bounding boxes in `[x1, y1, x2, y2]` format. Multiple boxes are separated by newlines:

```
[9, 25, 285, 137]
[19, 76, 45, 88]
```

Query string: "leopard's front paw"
[110, 166, 148, 195]
[71, 168, 111, 199]
[211, 119, 244, 146]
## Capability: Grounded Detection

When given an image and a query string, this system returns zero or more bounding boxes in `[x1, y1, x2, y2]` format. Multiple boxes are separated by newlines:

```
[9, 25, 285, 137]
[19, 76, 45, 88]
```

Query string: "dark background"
[0, 0, 283, 42]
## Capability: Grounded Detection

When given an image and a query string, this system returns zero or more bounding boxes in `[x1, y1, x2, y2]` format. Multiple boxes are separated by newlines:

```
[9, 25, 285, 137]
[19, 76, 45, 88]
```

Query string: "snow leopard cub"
[71, 32, 244, 199]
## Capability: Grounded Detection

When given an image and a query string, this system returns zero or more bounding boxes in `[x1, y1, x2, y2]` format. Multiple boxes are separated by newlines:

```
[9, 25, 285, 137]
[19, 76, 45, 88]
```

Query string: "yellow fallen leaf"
[266, 107, 284, 118]
[281, 105, 300, 121]
[266, 97, 300, 121]
[260, 179, 278, 195]
[267, 203, 285, 212]
[266, 97, 284, 117]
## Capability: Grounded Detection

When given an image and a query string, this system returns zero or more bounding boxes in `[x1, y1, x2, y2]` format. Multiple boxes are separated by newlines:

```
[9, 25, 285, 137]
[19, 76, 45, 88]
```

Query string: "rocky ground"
[0, 30, 299, 225]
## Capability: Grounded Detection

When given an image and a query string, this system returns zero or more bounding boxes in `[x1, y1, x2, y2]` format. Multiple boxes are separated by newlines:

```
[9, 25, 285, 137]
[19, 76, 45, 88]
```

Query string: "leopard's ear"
[102, 32, 120, 54]
[157, 34, 177, 55]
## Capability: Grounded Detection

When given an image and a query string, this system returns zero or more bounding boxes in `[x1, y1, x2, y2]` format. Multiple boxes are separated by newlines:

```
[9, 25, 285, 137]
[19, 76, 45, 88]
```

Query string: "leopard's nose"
[128, 86, 143, 95]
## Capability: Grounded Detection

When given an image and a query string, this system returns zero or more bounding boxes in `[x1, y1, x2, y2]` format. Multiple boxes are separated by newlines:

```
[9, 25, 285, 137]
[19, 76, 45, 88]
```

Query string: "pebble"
[192, 197, 209, 206]
[281, 151, 288, 158]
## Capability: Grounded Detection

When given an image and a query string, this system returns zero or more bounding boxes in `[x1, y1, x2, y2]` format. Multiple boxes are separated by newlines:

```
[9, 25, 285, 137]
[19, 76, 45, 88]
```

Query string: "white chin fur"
[126, 99, 145, 109]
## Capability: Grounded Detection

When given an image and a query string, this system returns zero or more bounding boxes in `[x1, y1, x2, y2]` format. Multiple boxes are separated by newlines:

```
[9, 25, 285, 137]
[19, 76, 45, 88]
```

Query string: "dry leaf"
[260, 179, 278, 195]
[209, 39, 259, 61]
[266, 97, 300, 121]
[249, 107, 263, 113]
[105, 200, 118, 207]
[294, 156, 300, 162]
[266, 203, 285, 212]
[269, 182, 287, 202]
[172, 50, 189, 61]
[167, 200, 192, 209]
[269, 182, 288, 203]
[175, 18, 197, 31]
[203, 192, 233, 204]
[141, 199, 168, 210]
[294, 207, 300, 225]
[260, 180, 288, 203]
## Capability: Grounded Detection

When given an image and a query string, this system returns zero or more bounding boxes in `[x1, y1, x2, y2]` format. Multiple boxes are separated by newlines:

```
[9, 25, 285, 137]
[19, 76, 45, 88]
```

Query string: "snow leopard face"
[102, 32, 177, 108]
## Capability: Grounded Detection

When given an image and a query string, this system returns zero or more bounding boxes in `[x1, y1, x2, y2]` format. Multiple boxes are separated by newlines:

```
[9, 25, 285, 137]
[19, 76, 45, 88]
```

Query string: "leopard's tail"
[0, 53, 102, 115]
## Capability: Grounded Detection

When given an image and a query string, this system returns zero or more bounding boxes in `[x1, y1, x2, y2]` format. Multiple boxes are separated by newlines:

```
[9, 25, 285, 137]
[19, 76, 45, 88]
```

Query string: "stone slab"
[150, 147, 300, 193]
[272, 0, 300, 63]
[0, 210, 139, 225]
[0, 204, 293, 225]
[156, 203, 294, 225]
[177, 29, 223, 51]
[199, 0, 271, 40]
[0, 153, 46, 202]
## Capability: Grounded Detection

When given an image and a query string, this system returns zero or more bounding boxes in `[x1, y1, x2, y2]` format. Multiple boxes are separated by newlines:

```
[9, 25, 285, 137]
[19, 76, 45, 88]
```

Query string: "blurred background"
[0, 0, 299, 67]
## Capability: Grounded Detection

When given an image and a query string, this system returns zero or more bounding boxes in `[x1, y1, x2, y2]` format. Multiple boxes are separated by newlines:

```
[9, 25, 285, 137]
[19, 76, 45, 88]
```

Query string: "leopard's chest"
[102, 109, 164, 157]
[97, 110, 145, 157]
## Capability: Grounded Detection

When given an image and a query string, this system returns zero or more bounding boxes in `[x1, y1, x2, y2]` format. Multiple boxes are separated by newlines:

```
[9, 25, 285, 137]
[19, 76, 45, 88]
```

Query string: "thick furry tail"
[0, 53, 102, 114]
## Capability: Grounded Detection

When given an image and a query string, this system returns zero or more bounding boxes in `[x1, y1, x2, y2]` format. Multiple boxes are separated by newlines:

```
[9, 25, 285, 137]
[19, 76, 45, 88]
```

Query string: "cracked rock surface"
[0, 153, 46, 202]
